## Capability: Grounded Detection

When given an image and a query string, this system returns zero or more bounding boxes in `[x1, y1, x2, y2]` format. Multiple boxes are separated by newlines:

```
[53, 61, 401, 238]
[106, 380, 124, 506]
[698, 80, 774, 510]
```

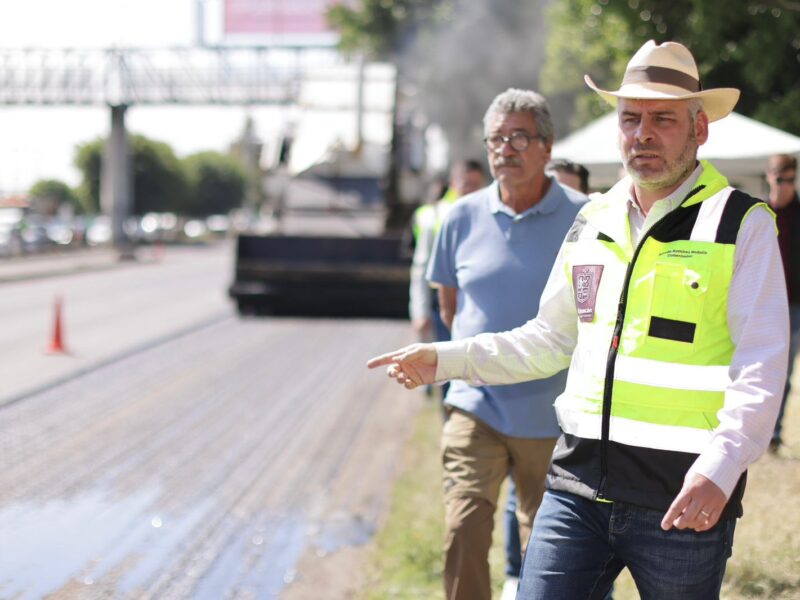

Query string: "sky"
[0, 0, 294, 194]
[0, 0, 200, 48]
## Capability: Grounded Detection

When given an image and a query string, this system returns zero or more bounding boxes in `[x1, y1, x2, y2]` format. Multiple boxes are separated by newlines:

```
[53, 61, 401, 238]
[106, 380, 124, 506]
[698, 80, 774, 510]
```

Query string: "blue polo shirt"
[427, 179, 586, 438]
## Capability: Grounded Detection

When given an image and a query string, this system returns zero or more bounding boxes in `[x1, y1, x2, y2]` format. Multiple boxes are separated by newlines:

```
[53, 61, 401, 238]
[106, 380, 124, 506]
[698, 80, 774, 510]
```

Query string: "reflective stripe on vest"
[614, 355, 730, 392]
[555, 408, 716, 453]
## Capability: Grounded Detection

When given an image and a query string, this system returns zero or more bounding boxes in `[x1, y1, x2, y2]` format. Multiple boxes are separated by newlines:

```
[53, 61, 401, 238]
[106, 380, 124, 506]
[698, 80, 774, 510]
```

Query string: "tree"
[130, 135, 190, 215]
[28, 179, 81, 216]
[73, 138, 104, 214]
[327, 0, 444, 60]
[74, 134, 190, 216]
[183, 151, 246, 217]
[542, 0, 800, 136]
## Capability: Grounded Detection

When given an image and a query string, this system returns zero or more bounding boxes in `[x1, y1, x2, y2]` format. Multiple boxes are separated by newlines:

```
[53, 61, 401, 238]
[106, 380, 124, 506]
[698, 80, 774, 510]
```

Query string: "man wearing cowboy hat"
[368, 40, 789, 599]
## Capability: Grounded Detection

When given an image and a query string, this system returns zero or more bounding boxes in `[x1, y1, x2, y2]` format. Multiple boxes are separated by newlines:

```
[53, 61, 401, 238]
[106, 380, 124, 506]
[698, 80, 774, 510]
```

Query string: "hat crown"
[627, 40, 699, 79]
[583, 38, 740, 122]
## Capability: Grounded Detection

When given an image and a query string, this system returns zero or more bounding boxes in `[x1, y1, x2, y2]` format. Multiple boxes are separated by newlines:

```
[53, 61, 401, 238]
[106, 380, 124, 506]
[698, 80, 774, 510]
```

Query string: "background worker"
[766, 153, 799, 453]
[369, 40, 789, 599]
[426, 88, 585, 600]
[546, 158, 591, 194]
[409, 161, 486, 346]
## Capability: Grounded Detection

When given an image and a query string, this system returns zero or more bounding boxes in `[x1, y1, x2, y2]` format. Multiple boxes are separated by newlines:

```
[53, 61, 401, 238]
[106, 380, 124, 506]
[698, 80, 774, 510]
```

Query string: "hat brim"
[584, 74, 740, 122]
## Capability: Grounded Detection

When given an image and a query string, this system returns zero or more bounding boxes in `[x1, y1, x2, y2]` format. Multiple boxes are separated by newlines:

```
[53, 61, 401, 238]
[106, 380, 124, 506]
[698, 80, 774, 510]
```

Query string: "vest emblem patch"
[573, 265, 604, 322]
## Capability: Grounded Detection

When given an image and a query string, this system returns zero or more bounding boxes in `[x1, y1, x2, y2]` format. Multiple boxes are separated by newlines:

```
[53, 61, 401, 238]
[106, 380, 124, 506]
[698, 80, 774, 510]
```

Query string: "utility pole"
[195, 0, 207, 47]
[100, 104, 134, 259]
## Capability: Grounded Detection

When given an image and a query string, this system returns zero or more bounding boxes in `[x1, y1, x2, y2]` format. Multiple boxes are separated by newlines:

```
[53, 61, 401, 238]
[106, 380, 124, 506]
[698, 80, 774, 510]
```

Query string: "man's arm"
[438, 285, 457, 330]
[426, 204, 458, 333]
[435, 247, 577, 384]
[663, 206, 789, 531]
[369, 245, 579, 388]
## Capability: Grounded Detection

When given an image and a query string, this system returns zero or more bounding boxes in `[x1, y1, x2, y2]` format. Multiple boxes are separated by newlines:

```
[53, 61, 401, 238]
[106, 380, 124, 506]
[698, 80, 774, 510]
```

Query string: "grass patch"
[360, 399, 445, 599]
[364, 391, 800, 599]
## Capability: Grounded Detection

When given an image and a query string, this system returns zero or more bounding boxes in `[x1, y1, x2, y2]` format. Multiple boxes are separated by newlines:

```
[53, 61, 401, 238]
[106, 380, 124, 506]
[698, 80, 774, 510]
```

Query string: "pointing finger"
[367, 349, 405, 369]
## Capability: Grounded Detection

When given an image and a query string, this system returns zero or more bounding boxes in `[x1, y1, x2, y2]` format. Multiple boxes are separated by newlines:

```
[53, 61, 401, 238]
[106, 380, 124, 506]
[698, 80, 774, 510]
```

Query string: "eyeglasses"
[483, 131, 543, 152]
[776, 177, 796, 185]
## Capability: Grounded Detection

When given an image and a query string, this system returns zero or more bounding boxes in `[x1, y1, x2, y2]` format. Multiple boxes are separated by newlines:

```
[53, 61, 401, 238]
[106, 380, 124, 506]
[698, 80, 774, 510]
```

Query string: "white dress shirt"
[435, 164, 790, 499]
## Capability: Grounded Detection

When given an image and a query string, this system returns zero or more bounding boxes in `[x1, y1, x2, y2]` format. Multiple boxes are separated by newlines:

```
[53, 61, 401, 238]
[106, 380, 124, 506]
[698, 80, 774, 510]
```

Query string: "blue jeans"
[773, 304, 800, 444]
[505, 478, 521, 577]
[518, 490, 735, 600]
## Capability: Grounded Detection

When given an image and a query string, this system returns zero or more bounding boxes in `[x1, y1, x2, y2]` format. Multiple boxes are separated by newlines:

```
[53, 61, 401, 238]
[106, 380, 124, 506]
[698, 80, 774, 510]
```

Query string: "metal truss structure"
[0, 45, 341, 106]
[0, 45, 382, 252]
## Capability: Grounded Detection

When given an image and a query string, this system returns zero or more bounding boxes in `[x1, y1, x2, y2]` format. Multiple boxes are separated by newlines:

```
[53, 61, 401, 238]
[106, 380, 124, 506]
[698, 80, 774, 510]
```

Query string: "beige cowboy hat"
[584, 40, 740, 122]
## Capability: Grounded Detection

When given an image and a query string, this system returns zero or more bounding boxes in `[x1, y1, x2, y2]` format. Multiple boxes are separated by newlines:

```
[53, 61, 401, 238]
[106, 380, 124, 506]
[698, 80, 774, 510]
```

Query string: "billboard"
[225, 0, 339, 38]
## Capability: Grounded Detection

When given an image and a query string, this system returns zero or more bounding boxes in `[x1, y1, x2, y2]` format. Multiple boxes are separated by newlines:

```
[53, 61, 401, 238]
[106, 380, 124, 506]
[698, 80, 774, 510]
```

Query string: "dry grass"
[363, 391, 800, 599]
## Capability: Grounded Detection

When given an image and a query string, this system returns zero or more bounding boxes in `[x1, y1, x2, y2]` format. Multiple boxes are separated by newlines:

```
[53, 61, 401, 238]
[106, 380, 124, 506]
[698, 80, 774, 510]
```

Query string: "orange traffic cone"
[46, 295, 69, 354]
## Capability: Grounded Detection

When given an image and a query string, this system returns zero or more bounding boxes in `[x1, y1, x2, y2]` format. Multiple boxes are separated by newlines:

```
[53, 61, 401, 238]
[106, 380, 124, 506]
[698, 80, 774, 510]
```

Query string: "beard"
[624, 127, 698, 191]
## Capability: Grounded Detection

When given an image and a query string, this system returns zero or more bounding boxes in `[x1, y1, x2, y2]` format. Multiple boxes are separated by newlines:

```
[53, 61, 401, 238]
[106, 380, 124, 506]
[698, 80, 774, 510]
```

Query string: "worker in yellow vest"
[370, 40, 789, 600]
[409, 160, 486, 343]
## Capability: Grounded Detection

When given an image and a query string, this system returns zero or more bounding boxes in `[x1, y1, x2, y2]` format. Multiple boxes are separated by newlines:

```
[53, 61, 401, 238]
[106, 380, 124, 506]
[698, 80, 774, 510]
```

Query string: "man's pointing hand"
[366, 343, 438, 389]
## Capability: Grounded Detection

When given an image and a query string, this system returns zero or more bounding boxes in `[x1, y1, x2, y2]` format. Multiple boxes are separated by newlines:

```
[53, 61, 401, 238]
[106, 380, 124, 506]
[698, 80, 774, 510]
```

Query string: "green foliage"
[183, 151, 246, 217]
[327, 0, 446, 60]
[543, 0, 800, 135]
[28, 178, 81, 214]
[73, 134, 190, 216]
[541, 0, 635, 134]
[130, 134, 190, 216]
[73, 138, 104, 214]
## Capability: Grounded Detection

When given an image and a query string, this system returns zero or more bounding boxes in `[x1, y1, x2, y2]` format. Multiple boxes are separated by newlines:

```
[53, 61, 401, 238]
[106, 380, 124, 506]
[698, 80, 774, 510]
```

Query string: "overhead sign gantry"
[0, 45, 339, 254]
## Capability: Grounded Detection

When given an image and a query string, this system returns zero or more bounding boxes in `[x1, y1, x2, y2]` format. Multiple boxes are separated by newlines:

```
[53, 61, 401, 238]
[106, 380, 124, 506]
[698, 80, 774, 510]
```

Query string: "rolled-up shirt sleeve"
[689, 206, 789, 498]
[435, 243, 578, 384]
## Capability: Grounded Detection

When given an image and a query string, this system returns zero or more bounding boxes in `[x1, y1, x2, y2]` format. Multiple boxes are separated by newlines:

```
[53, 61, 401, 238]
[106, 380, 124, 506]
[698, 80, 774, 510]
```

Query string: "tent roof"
[552, 111, 800, 189]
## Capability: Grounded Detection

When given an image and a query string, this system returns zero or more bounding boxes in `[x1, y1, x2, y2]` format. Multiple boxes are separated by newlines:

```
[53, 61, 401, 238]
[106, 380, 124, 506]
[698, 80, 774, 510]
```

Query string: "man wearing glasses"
[425, 88, 585, 600]
[766, 154, 799, 453]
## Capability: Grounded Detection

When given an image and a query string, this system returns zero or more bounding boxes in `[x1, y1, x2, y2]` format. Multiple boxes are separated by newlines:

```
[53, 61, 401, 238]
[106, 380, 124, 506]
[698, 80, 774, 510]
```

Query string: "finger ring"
[700, 510, 710, 518]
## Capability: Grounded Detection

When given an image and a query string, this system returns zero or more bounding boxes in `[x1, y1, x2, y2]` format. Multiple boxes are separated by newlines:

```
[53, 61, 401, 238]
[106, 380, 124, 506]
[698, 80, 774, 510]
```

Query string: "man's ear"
[541, 140, 553, 161]
[695, 110, 709, 146]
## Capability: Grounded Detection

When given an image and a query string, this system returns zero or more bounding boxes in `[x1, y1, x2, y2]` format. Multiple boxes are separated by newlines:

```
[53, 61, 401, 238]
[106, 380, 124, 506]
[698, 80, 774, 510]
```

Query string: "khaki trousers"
[441, 409, 556, 600]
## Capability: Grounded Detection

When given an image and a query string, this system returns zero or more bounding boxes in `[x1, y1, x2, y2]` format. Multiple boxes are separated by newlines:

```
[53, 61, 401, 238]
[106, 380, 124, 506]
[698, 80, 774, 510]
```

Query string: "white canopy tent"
[552, 111, 800, 195]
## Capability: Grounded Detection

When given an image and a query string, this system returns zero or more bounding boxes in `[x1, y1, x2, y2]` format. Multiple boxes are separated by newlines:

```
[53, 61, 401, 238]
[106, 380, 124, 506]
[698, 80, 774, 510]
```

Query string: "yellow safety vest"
[412, 191, 459, 241]
[546, 161, 774, 517]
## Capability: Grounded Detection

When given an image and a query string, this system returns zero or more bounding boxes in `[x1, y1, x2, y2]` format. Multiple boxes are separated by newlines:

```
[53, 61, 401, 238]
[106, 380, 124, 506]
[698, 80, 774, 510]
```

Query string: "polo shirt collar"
[488, 177, 561, 218]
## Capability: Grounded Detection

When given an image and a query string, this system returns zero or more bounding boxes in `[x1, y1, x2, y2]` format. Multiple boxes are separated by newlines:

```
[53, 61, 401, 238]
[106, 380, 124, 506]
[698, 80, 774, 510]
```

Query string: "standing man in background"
[409, 161, 486, 350]
[427, 88, 585, 600]
[547, 158, 591, 194]
[766, 153, 799, 453]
